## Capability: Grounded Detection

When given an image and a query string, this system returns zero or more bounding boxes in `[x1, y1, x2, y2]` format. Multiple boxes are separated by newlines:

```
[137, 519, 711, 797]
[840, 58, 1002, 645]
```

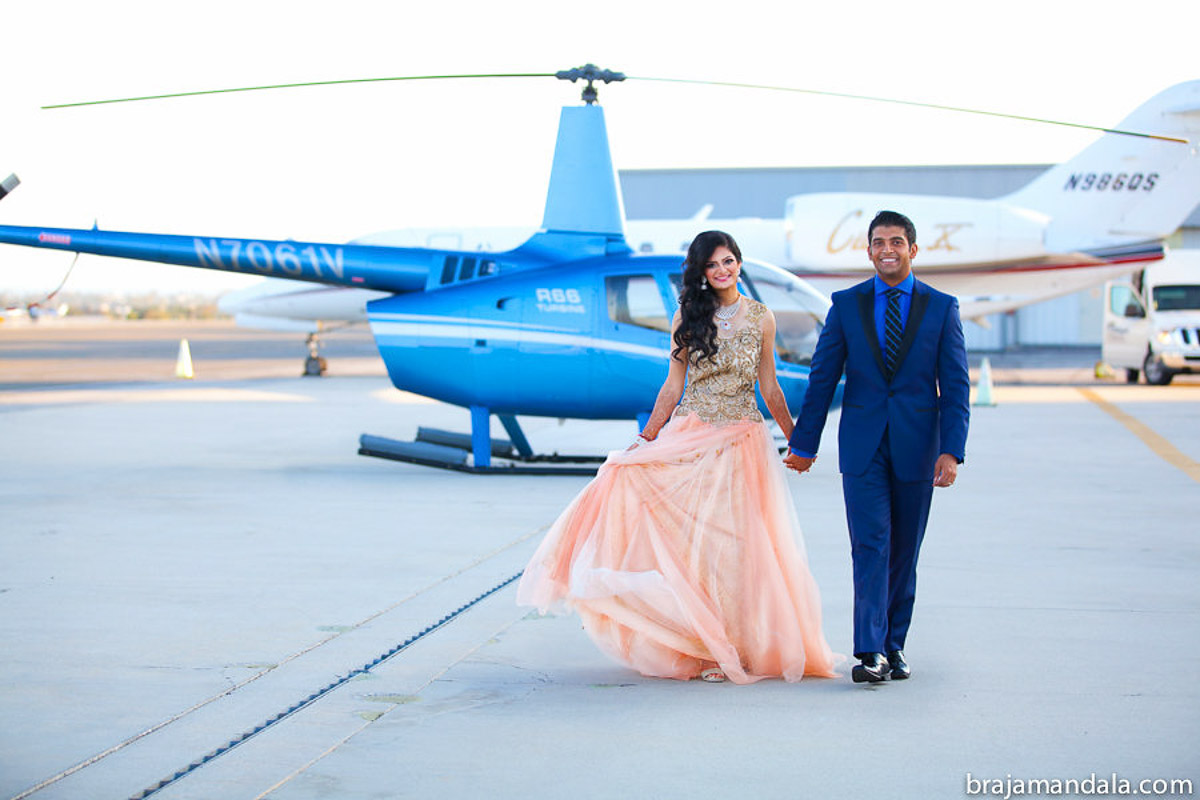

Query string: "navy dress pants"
[841, 431, 934, 657]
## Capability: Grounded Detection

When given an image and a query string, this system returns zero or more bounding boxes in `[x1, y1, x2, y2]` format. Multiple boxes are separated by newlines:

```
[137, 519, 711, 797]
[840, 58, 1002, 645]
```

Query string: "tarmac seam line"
[6, 525, 547, 800]
[1077, 387, 1200, 484]
[251, 593, 530, 800]
[127, 571, 525, 800]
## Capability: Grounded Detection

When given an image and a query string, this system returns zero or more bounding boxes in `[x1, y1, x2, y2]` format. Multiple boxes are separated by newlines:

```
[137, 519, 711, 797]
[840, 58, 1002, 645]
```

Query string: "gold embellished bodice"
[676, 297, 766, 424]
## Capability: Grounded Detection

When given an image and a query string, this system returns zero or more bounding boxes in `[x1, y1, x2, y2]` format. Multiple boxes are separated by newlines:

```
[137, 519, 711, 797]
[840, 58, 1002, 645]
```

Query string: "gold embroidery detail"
[677, 299, 766, 424]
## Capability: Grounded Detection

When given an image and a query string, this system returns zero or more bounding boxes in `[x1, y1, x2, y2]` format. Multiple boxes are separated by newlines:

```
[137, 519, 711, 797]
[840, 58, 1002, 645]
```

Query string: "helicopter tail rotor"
[0, 173, 19, 202]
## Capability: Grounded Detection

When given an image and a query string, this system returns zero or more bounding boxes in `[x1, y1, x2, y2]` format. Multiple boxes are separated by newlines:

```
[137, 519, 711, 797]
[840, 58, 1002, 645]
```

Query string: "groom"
[784, 210, 970, 683]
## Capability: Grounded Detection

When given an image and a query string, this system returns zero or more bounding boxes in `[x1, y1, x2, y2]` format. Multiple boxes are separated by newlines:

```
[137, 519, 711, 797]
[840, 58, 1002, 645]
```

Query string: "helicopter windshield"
[667, 259, 830, 366]
[739, 260, 831, 366]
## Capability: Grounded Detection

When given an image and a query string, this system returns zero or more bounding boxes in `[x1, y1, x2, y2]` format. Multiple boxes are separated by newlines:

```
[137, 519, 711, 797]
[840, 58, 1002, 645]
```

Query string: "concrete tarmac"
[1, 320, 1198, 799]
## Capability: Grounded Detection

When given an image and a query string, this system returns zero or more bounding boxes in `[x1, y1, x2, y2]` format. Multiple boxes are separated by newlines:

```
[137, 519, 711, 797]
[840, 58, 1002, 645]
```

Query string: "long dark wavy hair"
[672, 230, 742, 364]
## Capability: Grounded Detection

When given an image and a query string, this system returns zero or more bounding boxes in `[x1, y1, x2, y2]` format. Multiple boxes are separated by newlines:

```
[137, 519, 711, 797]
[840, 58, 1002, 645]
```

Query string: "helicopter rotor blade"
[626, 75, 1191, 145]
[40, 67, 1189, 145]
[40, 72, 557, 109]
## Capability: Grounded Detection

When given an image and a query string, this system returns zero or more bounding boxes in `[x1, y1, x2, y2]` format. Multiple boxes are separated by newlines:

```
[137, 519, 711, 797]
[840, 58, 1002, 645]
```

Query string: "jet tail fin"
[1002, 81, 1200, 251]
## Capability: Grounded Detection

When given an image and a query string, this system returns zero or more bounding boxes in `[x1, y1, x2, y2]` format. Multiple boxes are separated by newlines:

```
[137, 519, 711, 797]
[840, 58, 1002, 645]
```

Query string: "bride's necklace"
[714, 296, 741, 330]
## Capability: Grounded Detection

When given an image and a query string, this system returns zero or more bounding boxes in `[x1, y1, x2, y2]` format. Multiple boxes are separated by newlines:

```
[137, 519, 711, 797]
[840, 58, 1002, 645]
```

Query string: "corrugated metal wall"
[620, 166, 1199, 350]
[958, 286, 1105, 349]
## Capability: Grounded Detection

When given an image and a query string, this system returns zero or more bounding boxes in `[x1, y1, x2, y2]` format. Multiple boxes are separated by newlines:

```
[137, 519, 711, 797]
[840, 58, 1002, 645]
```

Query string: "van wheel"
[1124, 368, 1139, 384]
[1143, 352, 1174, 386]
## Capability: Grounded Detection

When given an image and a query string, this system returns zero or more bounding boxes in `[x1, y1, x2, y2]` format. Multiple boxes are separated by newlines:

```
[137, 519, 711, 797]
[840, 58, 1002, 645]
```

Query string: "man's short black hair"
[868, 210, 917, 246]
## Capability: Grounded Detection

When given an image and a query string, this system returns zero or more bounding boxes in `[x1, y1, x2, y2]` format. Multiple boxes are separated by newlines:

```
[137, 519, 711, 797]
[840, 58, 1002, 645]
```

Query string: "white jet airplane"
[220, 80, 1200, 346]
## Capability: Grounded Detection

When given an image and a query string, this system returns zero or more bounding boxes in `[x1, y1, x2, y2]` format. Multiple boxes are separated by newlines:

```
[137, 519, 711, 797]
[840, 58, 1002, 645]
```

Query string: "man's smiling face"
[868, 224, 917, 286]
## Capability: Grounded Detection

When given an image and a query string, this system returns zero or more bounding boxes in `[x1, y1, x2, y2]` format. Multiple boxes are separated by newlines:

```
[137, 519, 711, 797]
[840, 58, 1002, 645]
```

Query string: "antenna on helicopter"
[555, 64, 625, 104]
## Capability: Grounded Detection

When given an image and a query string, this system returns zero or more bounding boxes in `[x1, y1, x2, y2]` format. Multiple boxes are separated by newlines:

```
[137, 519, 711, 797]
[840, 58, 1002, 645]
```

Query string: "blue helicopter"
[0, 66, 835, 473]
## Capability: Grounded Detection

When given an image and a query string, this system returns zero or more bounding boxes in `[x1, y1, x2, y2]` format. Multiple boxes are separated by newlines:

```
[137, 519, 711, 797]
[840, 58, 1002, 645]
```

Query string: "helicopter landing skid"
[357, 426, 606, 475]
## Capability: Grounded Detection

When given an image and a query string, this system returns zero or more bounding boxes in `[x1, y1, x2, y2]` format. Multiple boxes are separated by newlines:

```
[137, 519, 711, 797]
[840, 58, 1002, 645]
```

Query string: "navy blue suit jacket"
[790, 277, 970, 481]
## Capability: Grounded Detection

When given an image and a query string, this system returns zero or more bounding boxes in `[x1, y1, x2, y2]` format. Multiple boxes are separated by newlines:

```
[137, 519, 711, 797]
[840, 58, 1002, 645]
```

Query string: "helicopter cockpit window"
[738, 260, 830, 366]
[607, 275, 670, 332]
[459, 257, 477, 281]
[440, 256, 458, 285]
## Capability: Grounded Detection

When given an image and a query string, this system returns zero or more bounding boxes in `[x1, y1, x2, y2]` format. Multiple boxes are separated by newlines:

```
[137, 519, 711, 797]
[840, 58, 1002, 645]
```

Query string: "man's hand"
[783, 453, 816, 474]
[933, 453, 959, 487]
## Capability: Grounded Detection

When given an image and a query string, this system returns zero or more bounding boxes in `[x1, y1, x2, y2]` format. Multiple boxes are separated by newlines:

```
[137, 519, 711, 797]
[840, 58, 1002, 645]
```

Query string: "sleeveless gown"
[517, 298, 838, 683]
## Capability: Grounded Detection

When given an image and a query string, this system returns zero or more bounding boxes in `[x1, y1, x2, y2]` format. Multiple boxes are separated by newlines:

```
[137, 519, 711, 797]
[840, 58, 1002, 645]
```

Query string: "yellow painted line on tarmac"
[971, 384, 1200, 404]
[0, 388, 313, 405]
[1078, 387, 1200, 484]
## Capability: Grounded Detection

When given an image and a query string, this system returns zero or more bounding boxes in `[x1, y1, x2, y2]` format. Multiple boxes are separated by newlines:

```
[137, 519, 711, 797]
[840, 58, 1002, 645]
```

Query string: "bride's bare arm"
[758, 310, 795, 439]
[638, 312, 687, 440]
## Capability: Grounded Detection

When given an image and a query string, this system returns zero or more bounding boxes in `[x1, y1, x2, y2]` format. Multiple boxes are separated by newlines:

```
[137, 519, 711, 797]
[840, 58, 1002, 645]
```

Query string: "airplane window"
[459, 257, 477, 281]
[441, 256, 458, 285]
[1152, 285, 1200, 311]
[739, 260, 830, 366]
[607, 275, 670, 332]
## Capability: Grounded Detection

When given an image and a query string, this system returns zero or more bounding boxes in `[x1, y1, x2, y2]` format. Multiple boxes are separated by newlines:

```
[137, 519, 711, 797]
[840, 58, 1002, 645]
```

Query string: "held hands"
[785, 451, 957, 483]
[933, 453, 958, 487]
[783, 452, 816, 475]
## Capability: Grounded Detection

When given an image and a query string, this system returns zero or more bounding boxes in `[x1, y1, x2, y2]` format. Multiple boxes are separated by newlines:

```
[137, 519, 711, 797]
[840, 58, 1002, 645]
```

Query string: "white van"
[1103, 251, 1200, 385]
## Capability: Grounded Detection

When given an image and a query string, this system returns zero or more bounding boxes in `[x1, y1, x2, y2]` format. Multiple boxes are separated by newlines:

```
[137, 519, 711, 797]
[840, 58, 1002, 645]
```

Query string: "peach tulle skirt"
[517, 413, 839, 684]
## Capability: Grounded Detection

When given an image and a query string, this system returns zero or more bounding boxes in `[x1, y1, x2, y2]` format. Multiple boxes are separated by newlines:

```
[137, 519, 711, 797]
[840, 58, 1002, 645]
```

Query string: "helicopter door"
[598, 274, 673, 412]
[512, 283, 595, 417]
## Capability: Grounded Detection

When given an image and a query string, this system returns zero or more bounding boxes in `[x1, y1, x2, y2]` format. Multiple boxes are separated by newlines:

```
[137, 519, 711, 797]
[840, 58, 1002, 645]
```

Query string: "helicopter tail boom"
[0, 224, 431, 294]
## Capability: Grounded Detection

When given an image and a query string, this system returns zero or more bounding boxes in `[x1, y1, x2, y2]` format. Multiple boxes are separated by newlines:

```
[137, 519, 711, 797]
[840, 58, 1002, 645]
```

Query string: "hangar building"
[619, 166, 1200, 350]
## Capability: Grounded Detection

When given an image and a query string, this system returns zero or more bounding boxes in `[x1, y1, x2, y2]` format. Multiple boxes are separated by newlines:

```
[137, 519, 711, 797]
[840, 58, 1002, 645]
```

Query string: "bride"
[517, 231, 838, 684]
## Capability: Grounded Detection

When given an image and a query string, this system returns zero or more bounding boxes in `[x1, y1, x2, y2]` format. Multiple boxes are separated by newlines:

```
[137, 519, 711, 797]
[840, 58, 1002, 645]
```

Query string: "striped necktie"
[884, 288, 903, 376]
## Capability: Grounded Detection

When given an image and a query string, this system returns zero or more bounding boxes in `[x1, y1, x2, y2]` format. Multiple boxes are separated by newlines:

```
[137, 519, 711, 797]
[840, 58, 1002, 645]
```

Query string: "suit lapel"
[891, 281, 931, 377]
[855, 283, 888, 377]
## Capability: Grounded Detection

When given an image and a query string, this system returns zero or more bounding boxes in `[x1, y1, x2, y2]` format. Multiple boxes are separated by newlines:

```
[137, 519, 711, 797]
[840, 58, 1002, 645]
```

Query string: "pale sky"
[1, 0, 1197, 293]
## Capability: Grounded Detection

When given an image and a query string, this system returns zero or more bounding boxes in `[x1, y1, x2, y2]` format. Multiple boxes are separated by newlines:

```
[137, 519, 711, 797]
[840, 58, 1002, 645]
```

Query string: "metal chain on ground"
[10, 525, 546, 800]
[127, 570, 523, 800]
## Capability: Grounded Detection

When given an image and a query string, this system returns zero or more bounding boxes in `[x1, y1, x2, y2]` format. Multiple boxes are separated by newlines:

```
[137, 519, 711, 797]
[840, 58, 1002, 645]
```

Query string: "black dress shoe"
[851, 652, 890, 683]
[887, 650, 910, 680]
